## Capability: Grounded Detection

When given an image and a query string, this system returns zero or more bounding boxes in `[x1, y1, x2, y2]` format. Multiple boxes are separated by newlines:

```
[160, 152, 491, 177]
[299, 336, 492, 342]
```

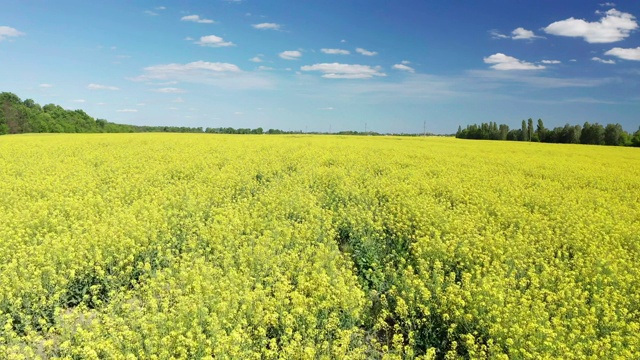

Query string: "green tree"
[580, 122, 605, 145]
[521, 120, 528, 141]
[632, 127, 640, 147]
[499, 124, 509, 140]
[604, 123, 625, 146]
[536, 119, 547, 142]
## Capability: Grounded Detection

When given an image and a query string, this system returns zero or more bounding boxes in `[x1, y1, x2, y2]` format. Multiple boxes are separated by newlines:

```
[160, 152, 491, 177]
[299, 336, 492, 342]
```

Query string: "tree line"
[0, 92, 277, 135]
[0, 92, 387, 136]
[456, 118, 640, 147]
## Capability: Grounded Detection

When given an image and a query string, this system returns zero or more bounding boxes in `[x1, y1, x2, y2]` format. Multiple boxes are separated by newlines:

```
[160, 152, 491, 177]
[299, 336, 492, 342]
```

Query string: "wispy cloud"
[491, 27, 544, 40]
[321, 48, 350, 55]
[279, 50, 302, 60]
[301, 63, 386, 79]
[490, 30, 510, 39]
[135, 62, 241, 80]
[592, 57, 616, 64]
[541, 60, 561, 64]
[484, 53, 545, 70]
[544, 8, 637, 43]
[252, 23, 281, 30]
[0, 26, 25, 41]
[466, 69, 613, 88]
[250, 56, 263, 62]
[88, 83, 120, 90]
[512, 27, 544, 40]
[355, 48, 378, 56]
[154, 87, 187, 93]
[130, 61, 273, 90]
[196, 35, 234, 47]
[393, 64, 415, 73]
[38, 83, 53, 88]
[181, 15, 215, 24]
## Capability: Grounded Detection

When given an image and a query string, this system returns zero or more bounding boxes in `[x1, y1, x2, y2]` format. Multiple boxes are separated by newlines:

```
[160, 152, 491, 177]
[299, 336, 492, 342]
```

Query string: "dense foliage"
[0, 92, 392, 137]
[0, 134, 639, 359]
[0, 92, 206, 135]
[456, 119, 640, 147]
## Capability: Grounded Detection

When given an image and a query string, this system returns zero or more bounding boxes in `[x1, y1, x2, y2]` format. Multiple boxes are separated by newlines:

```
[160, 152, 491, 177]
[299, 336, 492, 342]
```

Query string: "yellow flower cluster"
[0, 134, 638, 359]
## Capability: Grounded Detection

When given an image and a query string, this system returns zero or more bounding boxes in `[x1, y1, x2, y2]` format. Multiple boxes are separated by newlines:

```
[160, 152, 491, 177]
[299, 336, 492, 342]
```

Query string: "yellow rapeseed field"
[0, 133, 639, 359]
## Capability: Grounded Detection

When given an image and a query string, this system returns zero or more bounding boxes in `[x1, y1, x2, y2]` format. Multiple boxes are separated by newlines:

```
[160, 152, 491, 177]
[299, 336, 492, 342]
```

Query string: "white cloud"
[301, 63, 386, 79]
[137, 62, 241, 80]
[257, 66, 274, 71]
[154, 87, 186, 93]
[321, 48, 350, 55]
[196, 35, 234, 47]
[181, 15, 215, 24]
[0, 26, 25, 41]
[570, 59, 578, 62]
[136, 103, 146, 106]
[355, 48, 378, 56]
[39, 83, 53, 88]
[600, 2, 616, 7]
[492, 28, 543, 40]
[250, 56, 263, 62]
[393, 64, 415, 73]
[252, 23, 281, 30]
[319, 107, 334, 110]
[144, 10, 158, 16]
[234, 111, 244, 115]
[511, 27, 543, 40]
[466, 69, 612, 88]
[168, 107, 179, 111]
[483, 53, 545, 70]
[280, 50, 302, 60]
[604, 46, 640, 60]
[341, 39, 347, 43]
[541, 60, 561, 64]
[73, 99, 86, 103]
[156, 6, 166, 10]
[401, 60, 411, 64]
[172, 97, 185, 103]
[88, 83, 120, 90]
[490, 30, 510, 39]
[592, 57, 616, 64]
[544, 8, 638, 43]
[117, 109, 138, 113]
[130, 61, 272, 90]
[184, 36, 194, 41]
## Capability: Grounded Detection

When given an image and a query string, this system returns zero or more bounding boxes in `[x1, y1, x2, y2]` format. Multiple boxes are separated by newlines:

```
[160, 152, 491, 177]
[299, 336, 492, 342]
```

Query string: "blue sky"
[1, 1, 639, 134]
